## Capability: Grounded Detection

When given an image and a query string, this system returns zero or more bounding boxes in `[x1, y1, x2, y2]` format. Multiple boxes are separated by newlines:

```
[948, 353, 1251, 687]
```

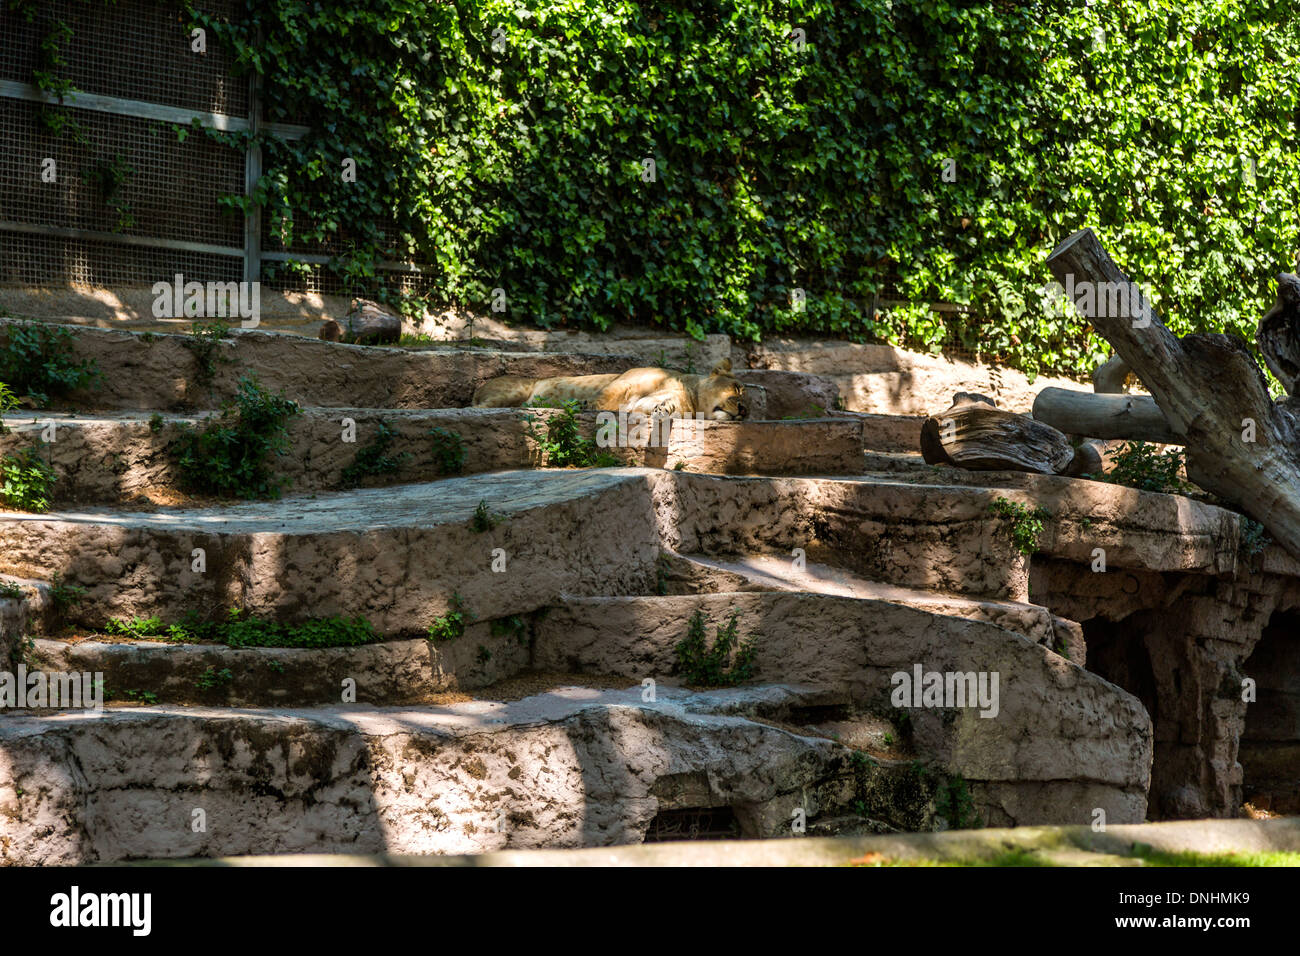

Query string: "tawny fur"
[472, 360, 748, 420]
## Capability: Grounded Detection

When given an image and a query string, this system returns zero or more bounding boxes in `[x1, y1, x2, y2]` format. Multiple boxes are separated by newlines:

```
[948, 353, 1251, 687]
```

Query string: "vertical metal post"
[243, 67, 262, 283]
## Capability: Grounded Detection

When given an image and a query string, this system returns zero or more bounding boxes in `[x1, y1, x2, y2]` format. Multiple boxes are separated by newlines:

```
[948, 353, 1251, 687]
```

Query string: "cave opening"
[1240, 609, 1300, 814]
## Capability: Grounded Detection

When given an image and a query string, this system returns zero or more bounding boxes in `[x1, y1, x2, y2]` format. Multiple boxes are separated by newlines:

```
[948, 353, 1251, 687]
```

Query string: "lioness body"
[473, 360, 748, 420]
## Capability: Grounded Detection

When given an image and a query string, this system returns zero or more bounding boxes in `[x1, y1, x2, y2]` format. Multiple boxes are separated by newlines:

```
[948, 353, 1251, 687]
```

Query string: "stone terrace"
[1, 318, 1296, 862]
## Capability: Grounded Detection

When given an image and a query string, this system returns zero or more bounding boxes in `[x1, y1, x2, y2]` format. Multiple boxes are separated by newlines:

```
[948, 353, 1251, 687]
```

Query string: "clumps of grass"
[1096, 440, 1186, 494]
[169, 374, 301, 499]
[182, 322, 231, 391]
[0, 320, 101, 407]
[673, 609, 757, 687]
[469, 499, 503, 532]
[427, 593, 474, 642]
[1, 443, 56, 512]
[340, 420, 409, 487]
[0, 581, 24, 600]
[102, 609, 379, 648]
[988, 496, 1050, 556]
[429, 427, 466, 475]
[522, 399, 621, 468]
[195, 666, 234, 691]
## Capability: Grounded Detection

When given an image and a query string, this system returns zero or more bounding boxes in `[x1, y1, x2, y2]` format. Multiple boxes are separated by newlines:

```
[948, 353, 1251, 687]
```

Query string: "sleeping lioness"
[472, 359, 749, 420]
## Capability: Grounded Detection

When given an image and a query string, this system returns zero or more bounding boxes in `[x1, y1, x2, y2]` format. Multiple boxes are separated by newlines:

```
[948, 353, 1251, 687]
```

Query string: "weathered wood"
[1257, 272, 1300, 393]
[1093, 354, 1131, 394]
[1047, 228, 1300, 559]
[1033, 387, 1180, 445]
[319, 299, 402, 345]
[921, 398, 1075, 474]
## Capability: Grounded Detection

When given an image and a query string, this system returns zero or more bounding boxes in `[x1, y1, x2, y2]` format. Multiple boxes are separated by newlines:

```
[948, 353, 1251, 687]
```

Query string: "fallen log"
[1047, 228, 1300, 559]
[921, 394, 1077, 474]
[1032, 387, 1180, 445]
[319, 298, 402, 345]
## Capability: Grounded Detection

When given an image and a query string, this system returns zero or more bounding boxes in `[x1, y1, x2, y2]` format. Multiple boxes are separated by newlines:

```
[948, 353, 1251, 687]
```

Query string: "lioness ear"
[710, 358, 732, 376]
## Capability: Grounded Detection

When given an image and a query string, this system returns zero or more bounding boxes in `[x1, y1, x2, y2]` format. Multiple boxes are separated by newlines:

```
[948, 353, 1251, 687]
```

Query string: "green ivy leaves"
[182, 0, 1299, 376]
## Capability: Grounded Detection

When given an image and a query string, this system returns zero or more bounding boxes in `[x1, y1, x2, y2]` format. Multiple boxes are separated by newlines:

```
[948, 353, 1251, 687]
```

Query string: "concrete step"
[3, 469, 1250, 639]
[835, 411, 924, 453]
[743, 339, 1086, 415]
[670, 553, 1084, 660]
[0, 683, 864, 864]
[0, 468, 663, 634]
[0, 320, 837, 420]
[530, 590, 1150, 827]
[0, 320, 642, 412]
[0, 410, 867, 505]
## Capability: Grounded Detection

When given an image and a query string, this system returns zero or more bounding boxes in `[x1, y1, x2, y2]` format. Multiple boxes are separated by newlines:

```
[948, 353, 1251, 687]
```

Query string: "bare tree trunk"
[1092, 354, 1131, 393]
[1033, 387, 1179, 444]
[1046, 228, 1300, 559]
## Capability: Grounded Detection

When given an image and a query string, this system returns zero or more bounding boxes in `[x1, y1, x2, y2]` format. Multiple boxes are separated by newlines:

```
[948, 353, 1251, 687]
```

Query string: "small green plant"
[0, 320, 100, 407]
[9, 633, 34, 667]
[195, 666, 234, 691]
[988, 497, 1051, 556]
[182, 322, 231, 390]
[0, 581, 24, 600]
[340, 420, 409, 487]
[1098, 441, 1186, 494]
[429, 427, 466, 474]
[490, 615, 528, 646]
[673, 609, 758, 687]
[104, 609, 379, 648]
[1240, 517, 1272, 572]
[266, 659, 285, 674]
[1, 444, 56, 512]
[122, 688, 159, 704]
[48, 573, 86, 617]
[427, 593, 474, 642]
[469, 499, 503, 532]
[104, 616, 167, 638]
[169, 374, 301, 499]
[82, 154, 135, 232]
[934, 774, 979, 830]
[148, 412, 165, 433]
[476, 644, 492, 664]
[522, 399, 621, 468]
[0, 380, 18, 431]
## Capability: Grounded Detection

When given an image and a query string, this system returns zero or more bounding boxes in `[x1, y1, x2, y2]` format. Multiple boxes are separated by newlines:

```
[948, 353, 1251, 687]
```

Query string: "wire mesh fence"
[0, 0, 419, 298]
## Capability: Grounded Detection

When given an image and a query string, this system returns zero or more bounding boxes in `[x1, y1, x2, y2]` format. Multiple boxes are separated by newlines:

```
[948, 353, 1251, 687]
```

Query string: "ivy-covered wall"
[190, 0, 1298, 376]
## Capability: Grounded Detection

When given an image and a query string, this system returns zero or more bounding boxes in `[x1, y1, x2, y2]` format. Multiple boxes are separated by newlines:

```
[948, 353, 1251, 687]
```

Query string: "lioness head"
[696, 359, 749, 420]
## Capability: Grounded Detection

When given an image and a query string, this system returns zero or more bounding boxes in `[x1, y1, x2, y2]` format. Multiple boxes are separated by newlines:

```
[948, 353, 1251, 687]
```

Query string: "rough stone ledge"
[532, 592, 1152, 794]
[0, 410, 866, 503]
[0, 469, 663, 633]
[0, 685, 854, 864]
